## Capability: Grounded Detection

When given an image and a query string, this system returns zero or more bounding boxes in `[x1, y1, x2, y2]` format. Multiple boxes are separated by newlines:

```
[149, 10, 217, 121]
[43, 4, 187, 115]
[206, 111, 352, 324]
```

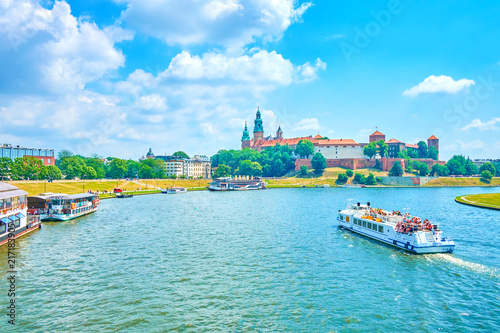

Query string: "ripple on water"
[1, 187, 499, 332]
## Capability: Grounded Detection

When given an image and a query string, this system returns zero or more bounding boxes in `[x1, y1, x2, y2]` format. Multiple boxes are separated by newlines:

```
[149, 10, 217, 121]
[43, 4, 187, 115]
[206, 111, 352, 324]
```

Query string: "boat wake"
[430, 254, 499, 279]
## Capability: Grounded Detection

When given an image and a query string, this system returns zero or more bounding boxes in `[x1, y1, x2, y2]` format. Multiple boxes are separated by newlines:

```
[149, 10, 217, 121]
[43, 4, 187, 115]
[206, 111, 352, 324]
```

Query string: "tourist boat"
[27, 192, 100, 221]
[0, 183, 41, 246]
[337, 201, 455, 254]
[116, 193, 133, 198]
[161, 187, 187, 194]
[208, 177, 266, 191]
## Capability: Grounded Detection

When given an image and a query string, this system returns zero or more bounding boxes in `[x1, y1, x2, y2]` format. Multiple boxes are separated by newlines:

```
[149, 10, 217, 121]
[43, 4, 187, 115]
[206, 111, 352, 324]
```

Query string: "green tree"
[480, 170, 493, 183]
[345, 169, 354, 178]
[126, 160, 142, 178]
[417, 163, 430, 176]
[417, 141, 428, 158]
[138, 165, 155, 179]
[58, 149, 73, 159]
[492, 161, 500, 177]
[479, 163, 496, 176]
[428, 146, 438, 160]
[86, 158, 107, 179]
[172, 151, 190, 159]
[389, 161, 404, 177]
[141, 159, 165, 178]
[365, 173, 377, 185]
[82, 166, 97, 179]
[363, 142, 377, 159]
[44, 165, 63, 180]
[300, 165, 308, 176]
[11, 157, 44, 180]
[430, 164, 449, 176]
[0, 157, 12, 180]
[336, 173, 348, 185]
[212, 164, 232, 178]
[464, 159, 478, 176]
[446, 155, 466, 175]
[311, 153, 327, 174]
[237, 160, 263, 176]
[295, 140, 314, 158]
[108, 158, 128, 179]
[376, 140, 388, 158]
[353, 173, 366, 184]
[60, 156, 86, 179]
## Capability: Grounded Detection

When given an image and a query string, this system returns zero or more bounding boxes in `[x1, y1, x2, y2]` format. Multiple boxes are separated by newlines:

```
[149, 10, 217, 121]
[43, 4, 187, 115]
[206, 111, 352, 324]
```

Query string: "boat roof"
[0, 182, 28, 200]
[29, 192, 97, 200]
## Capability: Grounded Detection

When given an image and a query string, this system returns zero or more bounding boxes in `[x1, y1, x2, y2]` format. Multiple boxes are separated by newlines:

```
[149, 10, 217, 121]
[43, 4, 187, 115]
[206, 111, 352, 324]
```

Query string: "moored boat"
[116, 193, 133, 198]
[208, 177, 266, 191]
[0, 183, 41, 246]
[337, 201, 455, 254]
[161, 187, 187, 194]
[28, 192, 100, 221]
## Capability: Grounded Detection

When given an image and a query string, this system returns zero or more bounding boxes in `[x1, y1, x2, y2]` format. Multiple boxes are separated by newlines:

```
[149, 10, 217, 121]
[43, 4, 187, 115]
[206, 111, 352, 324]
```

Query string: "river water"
[1, 187, 499, 332]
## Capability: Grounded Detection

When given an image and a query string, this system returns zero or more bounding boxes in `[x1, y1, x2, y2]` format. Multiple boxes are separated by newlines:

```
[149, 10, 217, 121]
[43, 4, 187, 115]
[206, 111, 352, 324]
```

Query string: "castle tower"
[369, 128, 385, 143]
[253, 107, 264, 141]
[427, 135, 439, 159]
[276, 126, 283, 139]
[241, 122, 251, 149]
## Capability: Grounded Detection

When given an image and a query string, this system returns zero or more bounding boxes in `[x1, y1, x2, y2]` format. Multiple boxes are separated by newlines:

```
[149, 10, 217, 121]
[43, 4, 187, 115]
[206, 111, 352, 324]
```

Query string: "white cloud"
[460, 118, 500, 132]
[402, 75, 475, 97]
[0, 0, 133, 94]
[158, 50, 325, 85]
[134, 94, 167, 111]
[456, 140, 485, 151]
[113, 0, 311, 49]
[293, 118, 322, 132]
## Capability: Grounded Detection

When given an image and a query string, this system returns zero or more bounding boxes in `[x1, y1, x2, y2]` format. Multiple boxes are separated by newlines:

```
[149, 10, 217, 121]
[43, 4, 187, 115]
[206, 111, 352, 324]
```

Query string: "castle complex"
[242, 108, 442, 172]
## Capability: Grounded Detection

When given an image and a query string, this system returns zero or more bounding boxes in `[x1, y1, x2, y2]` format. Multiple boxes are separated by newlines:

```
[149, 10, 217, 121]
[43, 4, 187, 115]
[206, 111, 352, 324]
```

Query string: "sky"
[0, 0, 499, 160]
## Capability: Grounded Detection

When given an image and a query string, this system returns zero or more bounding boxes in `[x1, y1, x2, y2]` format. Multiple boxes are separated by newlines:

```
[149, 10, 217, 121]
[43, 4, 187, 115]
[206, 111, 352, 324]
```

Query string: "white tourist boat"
[208, 177, 266, 191]
[161, 187, 187, 194]
[27, 192, 100, 221]
[337, 201, 455, 254]
[1, 183, 42, 246]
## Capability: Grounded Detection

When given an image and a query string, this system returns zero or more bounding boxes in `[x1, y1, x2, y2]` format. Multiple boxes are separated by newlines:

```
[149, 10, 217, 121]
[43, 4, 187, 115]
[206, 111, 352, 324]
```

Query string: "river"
[1, 187, 499, 332]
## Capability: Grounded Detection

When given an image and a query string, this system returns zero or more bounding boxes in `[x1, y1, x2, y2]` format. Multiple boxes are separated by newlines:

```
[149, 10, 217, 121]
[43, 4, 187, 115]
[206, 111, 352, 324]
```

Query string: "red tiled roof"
[405, 143, 418, 149]
[314, 139, 358, 146]
[386, 138, 403, 144]
[314, 134, 323, 139]
[370, 130, 385, 136]
[428, 135, 438, 140]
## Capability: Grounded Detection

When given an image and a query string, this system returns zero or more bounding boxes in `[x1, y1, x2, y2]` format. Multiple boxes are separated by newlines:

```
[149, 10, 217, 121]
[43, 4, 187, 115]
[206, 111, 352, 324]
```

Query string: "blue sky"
[0, 0, 499, 160]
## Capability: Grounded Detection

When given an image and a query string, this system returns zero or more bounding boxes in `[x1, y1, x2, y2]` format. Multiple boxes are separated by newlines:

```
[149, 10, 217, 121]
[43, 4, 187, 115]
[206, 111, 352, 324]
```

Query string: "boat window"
[14, 217, 20, 228]
[0, 223, 5, 234]
[373, 224, 377, 231]
[378, 225, 384, 233]
[367, 222, 372, 229]
[346, 216, 350, 222]
[363, 221, 367, 227]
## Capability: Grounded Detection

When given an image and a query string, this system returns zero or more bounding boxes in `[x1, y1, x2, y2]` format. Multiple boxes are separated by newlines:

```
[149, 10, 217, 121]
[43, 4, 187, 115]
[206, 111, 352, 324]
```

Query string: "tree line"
[0, 150, 192, 180]
[211, 141, 328, 178]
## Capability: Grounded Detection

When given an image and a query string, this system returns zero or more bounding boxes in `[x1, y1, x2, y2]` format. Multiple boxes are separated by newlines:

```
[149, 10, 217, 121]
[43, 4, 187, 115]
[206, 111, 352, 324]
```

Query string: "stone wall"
[379, 176, 438, 186]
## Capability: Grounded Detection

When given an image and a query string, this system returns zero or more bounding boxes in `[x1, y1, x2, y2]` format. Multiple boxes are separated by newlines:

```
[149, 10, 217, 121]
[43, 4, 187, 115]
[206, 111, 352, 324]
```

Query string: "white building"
[314, 139, 368, 159]
[164, 160, 184, 177]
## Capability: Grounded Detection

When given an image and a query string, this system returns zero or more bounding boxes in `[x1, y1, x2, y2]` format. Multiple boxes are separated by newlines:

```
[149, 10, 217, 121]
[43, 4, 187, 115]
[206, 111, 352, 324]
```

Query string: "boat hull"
[338, 219, 455, 254]
[0, 222, 42, 247]
[41, 208, 98, 222]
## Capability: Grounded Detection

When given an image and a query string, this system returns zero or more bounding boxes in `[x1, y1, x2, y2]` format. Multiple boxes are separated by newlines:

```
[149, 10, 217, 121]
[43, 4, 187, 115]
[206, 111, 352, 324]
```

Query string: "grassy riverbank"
[455, 193, 500, 210]
[425, 177, 500, 187]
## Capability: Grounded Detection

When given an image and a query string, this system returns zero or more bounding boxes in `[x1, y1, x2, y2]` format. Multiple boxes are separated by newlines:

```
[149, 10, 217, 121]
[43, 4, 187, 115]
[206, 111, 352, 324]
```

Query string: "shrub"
[353, 173, 366, 184]
[345, 169, 354, 178]
[300, 165, 308, 176]
[480, 170, 493, 183]
[336, 173, 348, 185]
